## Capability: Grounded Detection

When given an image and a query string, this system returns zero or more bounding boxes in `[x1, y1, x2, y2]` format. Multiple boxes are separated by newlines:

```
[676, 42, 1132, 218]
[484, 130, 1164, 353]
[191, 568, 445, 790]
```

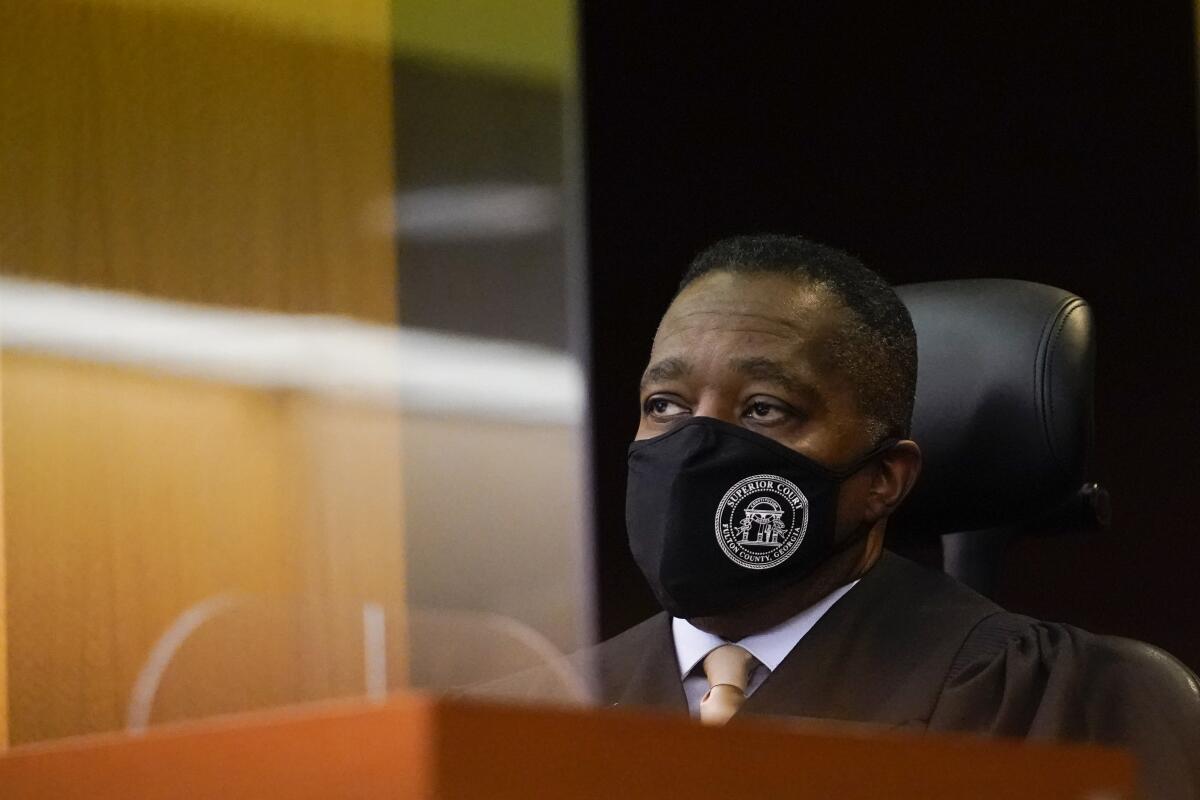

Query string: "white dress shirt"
[672, 581, 859, 716]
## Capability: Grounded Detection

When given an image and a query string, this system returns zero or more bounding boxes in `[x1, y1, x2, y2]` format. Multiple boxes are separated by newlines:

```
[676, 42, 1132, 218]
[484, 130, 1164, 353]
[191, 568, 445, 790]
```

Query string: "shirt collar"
[672, 580, 859, 678]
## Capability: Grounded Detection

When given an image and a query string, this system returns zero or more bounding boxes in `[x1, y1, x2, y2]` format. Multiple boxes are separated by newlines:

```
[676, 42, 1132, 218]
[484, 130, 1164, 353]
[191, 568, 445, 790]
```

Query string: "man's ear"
[863, 440, 922, 525]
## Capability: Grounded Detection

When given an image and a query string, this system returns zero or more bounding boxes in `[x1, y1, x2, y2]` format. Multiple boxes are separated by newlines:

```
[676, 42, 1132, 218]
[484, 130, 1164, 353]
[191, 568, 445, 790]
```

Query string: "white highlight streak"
[362, 602, 387, 702]
[474, 611, 590, 702]
[366, 183, 560, 241]
[0, 277, 582, 425]
[125, 593, 240, 734]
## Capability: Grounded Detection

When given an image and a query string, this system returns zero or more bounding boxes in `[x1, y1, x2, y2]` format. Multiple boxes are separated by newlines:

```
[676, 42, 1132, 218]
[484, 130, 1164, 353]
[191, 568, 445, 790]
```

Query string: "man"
[476, 235, 1199, 798]
[597, 235, 1198, 798]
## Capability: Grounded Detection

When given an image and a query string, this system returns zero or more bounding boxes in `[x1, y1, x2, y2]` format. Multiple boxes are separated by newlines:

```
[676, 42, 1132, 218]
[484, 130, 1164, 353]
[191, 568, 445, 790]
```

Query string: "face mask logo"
[714, 473, 810, 570]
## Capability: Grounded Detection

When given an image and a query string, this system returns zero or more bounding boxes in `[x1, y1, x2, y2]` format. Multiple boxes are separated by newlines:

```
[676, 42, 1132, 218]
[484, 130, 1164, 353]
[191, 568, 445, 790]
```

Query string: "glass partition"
[0, 0, 589, 745]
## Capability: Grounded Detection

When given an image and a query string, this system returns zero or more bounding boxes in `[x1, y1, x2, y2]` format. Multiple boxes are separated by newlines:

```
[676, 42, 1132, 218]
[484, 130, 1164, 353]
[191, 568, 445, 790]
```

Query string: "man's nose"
[691, 397, 740, 425]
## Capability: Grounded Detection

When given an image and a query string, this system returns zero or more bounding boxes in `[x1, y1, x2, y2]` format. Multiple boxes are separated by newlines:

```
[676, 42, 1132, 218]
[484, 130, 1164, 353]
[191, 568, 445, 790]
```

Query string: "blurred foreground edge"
[0, 692, 1133, 799]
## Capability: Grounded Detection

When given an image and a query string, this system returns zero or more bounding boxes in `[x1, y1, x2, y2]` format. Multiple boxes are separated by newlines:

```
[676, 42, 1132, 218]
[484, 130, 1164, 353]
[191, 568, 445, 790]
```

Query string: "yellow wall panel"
[392, 0, 572, 85]
[0, 0, 402, 743]
[3, 355, 293, 740]
[100, 0, 393, 49]
[2, 353, 407, 743]
[0, 0, 397, 321]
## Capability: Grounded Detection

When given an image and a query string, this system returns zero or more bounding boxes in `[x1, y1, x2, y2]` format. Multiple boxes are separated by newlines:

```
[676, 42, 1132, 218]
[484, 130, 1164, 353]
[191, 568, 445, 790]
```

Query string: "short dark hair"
[679, 234, 917, 438]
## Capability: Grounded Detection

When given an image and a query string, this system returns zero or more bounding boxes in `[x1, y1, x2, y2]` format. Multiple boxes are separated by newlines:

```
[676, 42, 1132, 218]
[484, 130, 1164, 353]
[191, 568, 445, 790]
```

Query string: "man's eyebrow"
[640, 357, 692, 389]
[731, 357, 814, 397]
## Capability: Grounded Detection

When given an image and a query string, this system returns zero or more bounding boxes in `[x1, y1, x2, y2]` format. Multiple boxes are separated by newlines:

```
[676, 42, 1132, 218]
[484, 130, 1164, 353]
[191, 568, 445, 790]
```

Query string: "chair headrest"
[889, 279, 1095, 536]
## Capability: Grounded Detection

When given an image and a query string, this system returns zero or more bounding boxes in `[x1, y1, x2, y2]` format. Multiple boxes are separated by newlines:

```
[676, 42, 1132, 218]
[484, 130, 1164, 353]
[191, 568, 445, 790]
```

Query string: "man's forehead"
[640, 354, 816, 398]
[652, 271, 844, 351]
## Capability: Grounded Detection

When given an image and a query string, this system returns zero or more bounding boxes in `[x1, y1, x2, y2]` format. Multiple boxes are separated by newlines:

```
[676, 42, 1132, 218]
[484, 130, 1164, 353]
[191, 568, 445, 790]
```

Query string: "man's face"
[636, 271, 880, 539]
[637, 271, 876, 460]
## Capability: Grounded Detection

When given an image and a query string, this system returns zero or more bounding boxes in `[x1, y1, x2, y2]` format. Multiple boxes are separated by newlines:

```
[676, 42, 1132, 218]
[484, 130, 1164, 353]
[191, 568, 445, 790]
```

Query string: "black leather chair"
[889, 279, 1106, 592]
[889, 280, 1199, 794]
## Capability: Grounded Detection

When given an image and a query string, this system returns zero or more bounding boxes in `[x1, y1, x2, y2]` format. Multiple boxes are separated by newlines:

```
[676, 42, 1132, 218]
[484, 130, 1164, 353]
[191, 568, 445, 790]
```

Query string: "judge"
[587, 235, 1199, 799]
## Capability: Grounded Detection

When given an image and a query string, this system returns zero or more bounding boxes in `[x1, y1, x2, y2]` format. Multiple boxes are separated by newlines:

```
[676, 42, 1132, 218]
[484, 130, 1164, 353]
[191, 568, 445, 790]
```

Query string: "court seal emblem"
[714, 473, 809, 569]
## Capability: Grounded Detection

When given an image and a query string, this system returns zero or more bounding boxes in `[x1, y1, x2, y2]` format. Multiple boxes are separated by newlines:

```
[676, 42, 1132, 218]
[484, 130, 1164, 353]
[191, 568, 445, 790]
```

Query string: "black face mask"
[626, 417, 896, 619]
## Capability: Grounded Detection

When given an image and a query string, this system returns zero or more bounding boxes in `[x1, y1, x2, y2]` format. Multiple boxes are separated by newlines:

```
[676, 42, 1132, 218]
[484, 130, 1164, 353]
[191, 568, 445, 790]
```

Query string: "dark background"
[579, 1, 1200, 671]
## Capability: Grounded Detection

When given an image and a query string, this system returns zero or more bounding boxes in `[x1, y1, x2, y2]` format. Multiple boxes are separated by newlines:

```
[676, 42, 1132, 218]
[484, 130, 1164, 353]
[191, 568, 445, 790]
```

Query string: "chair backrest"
[888, 279, 1103, 593]
[890, 279, 1097, 537]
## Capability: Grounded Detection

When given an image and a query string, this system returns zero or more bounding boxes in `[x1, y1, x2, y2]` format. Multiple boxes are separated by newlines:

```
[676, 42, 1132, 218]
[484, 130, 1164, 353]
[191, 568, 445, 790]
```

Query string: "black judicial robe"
[583, 552, 1200, 800]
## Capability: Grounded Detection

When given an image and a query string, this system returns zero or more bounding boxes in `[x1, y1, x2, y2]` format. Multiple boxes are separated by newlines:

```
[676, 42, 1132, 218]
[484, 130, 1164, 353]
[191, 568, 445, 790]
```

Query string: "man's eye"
[645, 396, 688, 417]
[745, 400, 788, 422]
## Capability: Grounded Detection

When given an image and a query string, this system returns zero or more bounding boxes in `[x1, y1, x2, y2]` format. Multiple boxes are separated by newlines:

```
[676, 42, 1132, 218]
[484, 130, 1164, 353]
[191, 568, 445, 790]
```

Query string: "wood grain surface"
[1, 353, 408, 743]
[0, 694, 1137, 800]
[0, 0, 400, 743]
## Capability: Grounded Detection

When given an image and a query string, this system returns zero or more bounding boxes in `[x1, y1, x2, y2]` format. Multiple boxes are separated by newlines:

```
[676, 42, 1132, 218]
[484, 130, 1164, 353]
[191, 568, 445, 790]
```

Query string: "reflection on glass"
[0, 0, 586, 744]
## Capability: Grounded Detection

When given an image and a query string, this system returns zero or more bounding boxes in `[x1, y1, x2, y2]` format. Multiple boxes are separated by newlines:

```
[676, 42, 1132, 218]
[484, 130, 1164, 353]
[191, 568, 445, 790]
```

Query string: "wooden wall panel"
[0, 0, 401, 743]
[0, 0, 397, 321]
[1, 353, 407, 743]
[4, 354, 294, 741]
[283, 395, 409, 705]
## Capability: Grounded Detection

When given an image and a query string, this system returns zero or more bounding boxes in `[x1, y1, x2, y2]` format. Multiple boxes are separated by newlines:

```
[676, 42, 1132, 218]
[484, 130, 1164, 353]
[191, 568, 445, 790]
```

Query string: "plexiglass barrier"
[120, 594, 589, 734]
[0, 0, 587, 744]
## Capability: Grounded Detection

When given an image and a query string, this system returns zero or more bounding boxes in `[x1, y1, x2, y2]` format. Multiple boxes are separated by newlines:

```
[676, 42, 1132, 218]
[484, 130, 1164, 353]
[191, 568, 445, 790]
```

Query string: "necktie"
[699, 644, 755, 726]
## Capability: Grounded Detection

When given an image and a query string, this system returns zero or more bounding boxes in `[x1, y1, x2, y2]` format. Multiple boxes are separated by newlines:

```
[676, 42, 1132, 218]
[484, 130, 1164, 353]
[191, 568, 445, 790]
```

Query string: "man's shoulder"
[948, 608, 1200, 699]
[851, 550, 1004, 630]
[931, 610, 1200, 798]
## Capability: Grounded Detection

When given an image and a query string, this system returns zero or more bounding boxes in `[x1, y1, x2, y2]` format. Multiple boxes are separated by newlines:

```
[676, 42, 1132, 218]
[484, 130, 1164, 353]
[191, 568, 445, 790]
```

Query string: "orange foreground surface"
[0, 692, 1134, 799]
